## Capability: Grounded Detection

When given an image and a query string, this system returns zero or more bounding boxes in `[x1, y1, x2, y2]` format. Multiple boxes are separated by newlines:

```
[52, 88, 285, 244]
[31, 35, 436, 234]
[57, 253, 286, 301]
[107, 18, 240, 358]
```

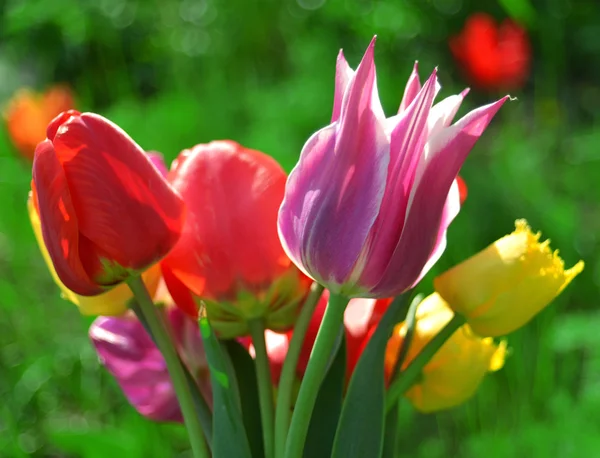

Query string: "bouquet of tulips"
[27, 38, 583, 458]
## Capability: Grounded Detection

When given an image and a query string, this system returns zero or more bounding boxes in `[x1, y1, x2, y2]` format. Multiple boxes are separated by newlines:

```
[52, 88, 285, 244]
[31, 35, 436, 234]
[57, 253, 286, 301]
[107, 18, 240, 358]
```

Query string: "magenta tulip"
[89, 306, 210, 422]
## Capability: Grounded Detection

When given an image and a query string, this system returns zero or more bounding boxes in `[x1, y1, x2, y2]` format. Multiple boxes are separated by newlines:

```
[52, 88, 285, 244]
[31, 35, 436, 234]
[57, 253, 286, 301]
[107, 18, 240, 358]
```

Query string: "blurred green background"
[1, 0, 599, 456]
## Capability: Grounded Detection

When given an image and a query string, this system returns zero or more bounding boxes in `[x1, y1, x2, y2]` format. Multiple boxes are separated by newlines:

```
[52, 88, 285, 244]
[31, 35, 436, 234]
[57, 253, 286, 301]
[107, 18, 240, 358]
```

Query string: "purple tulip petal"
[398, 62, 421, 113]
[372, 96, 508, 296]
[331, 50, 355, 123]
[90, 314, 183, 422]
[410, 178, 461, 286]
[146, 151, 169, 177]
[358, 72, 438, 287]
[426, 91, 468, 139]
[279, 38, 389, 288]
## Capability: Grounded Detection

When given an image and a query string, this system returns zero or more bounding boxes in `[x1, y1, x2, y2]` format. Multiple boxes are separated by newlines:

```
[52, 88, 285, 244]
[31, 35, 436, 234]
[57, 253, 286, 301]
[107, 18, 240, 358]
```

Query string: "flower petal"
[331, 50, 355, 123]
[32, 140, 101, 296]
[358, 72, 439, 288]
[373, 97, 508, 296]
[398, 62, 421, 113]
[90, 314, 183, 423]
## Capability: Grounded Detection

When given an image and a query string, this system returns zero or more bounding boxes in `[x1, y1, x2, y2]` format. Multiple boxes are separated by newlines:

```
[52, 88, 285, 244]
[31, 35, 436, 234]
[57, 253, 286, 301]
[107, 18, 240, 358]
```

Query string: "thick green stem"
[283, 292, 348, 458]
[248, 319, 276, 458]
[385, 314, 466, 412]
[274, 283, 324, 458]
[126, 276, 210, 458]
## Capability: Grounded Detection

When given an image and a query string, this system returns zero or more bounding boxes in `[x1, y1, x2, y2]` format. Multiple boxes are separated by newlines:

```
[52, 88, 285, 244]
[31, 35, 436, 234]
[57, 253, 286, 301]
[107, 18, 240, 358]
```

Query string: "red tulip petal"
[457, 175, 468, 204]
[32, 140, 102, 295]
[161, 264, 199, 319]
[51, 113, 185, 274]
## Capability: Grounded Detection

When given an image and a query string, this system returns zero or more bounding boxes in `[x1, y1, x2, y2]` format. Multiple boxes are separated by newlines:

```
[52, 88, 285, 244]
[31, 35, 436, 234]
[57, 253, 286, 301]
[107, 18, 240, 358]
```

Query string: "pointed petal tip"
[367, 36, 377, 52]
[495, 95, 512, 107]
[460, 88, 471, 98]
[422, 68, 439, 88]
[358, 37, 377, 69]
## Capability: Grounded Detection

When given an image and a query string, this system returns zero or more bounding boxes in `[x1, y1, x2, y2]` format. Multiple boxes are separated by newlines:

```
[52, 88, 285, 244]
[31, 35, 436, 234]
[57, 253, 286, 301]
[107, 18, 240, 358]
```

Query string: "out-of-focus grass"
[1, 0, 599, 456]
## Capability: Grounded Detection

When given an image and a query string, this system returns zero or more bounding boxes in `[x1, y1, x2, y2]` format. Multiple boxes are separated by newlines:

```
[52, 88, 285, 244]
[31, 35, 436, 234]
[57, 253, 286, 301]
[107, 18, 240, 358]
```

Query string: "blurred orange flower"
[4, 85, 75, 161]
[450, 13, 531, 91]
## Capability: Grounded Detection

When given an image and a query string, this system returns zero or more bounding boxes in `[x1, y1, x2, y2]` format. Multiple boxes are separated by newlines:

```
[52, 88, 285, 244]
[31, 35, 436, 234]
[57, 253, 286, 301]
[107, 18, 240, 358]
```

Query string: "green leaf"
[381, 405, 398, 458]
[199, 317, 252, 458]
[331, 294, 410, 458]
[303, 336, 346, 458]
[225, 340, 265, 458]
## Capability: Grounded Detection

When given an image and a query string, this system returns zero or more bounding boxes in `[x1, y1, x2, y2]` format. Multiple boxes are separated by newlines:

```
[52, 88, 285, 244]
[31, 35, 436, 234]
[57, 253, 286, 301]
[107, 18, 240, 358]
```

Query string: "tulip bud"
[89, 304, 210, 422]
[161, 141, 310, 338]
[434, 220, 584, 337]
[4, 85, 74, 162]
[32, 111, 185, 297]
[278, 37, 507, 298]
[385, 293, 506, 412]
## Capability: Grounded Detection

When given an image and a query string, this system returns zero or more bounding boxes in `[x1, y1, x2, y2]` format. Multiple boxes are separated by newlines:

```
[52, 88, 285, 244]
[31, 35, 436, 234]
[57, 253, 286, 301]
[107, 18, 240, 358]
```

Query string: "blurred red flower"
[450, 13, 531, 91]
[4, 85, 75, 162]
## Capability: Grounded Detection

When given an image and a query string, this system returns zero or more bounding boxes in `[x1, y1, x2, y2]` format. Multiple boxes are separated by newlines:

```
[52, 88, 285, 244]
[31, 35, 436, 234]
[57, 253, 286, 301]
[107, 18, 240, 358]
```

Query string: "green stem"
[126, 276, 210, 458]
[129, 301, 213, 446]
[389, 293, 423, 383]
[248, 319, 276, 458]
[385, 314, 466, 412]
[283, 292, 348, 458]
[274, 283, 324, 458]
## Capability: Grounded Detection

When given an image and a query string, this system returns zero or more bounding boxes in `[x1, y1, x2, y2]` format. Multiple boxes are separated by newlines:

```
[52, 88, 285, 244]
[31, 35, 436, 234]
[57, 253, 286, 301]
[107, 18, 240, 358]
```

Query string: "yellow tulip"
[434, 219, 584, 337]
[385, 293, 505, 413]
[28, 194, 161, 315]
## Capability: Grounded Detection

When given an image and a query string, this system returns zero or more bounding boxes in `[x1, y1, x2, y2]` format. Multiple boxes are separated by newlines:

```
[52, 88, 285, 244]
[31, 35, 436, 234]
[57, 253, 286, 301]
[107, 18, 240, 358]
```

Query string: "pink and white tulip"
[278, 37, 508, 298]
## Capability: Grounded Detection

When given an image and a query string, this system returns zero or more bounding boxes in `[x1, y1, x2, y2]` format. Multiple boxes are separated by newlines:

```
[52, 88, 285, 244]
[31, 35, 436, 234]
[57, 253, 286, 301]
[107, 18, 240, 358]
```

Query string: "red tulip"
[450, 13, 531, 91]
[32, 110, 185, 296]
[4, 85, 75, 162]
[161, 140, 310, 338]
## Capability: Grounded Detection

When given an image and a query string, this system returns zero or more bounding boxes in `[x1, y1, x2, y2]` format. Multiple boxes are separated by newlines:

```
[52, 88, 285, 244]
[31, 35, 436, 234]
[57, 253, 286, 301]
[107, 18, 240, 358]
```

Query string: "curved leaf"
[331, 294, 410, 458]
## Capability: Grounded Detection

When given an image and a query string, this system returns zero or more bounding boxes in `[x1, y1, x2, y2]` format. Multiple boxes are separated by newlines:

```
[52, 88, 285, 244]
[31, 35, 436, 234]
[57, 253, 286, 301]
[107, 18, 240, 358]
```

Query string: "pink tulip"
[89, 306, 210, 422]
[278, 37, 508, 298]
